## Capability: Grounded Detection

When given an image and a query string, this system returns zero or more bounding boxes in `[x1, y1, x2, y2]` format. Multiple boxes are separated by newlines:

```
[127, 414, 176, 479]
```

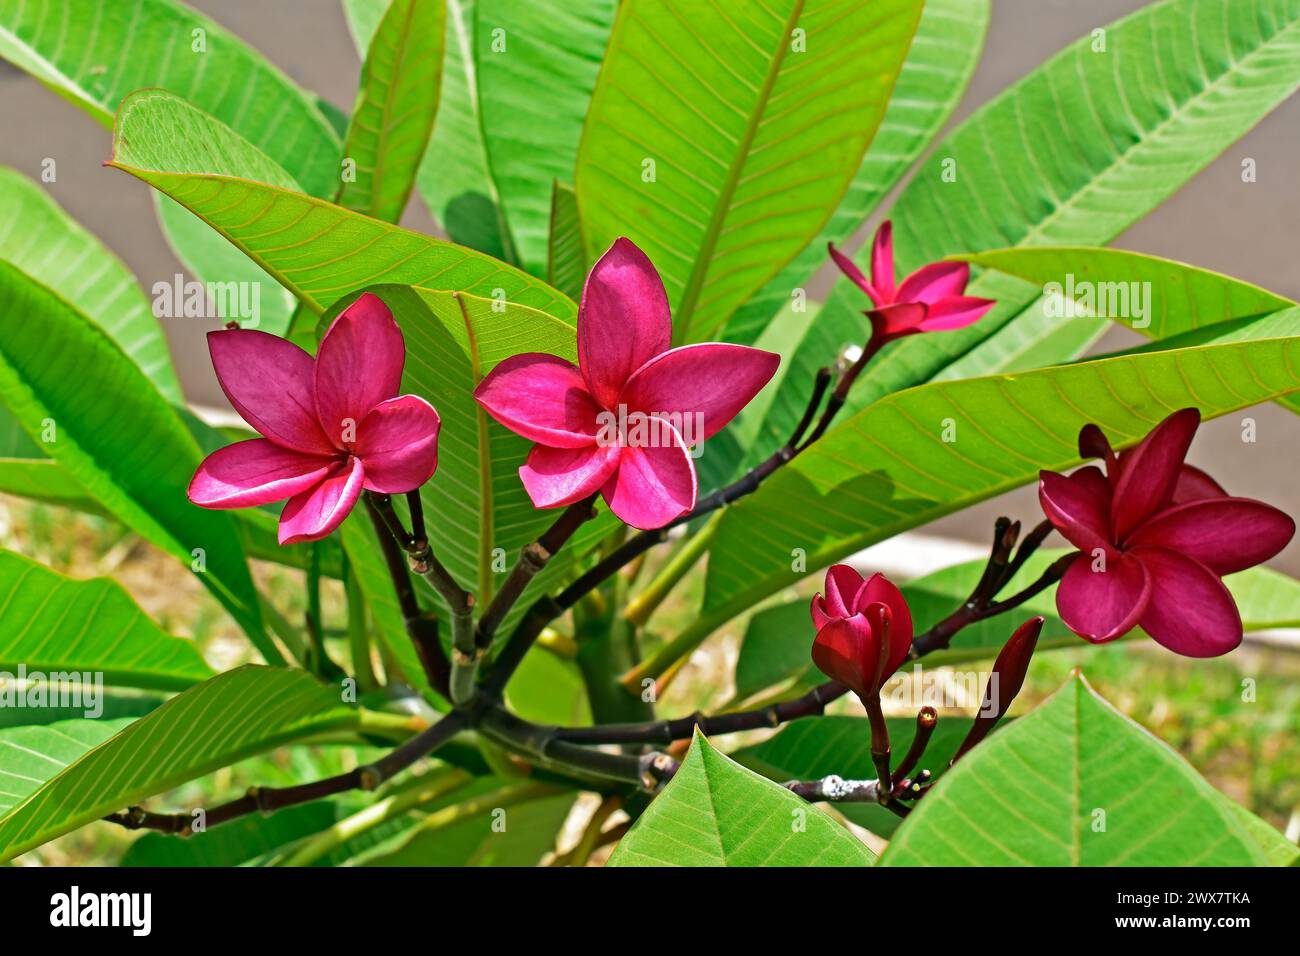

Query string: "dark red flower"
[809, 566, 912, 697]
[1039, 408, 1294, 657]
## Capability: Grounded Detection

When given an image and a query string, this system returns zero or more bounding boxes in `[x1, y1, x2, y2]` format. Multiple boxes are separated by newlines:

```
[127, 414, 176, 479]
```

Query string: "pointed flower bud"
[809, 566, 912, 698]
[953, 616, 1043, 763]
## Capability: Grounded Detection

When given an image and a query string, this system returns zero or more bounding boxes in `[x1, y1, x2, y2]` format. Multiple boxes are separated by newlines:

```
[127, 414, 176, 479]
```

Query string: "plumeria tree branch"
[105, 711, 469, 835]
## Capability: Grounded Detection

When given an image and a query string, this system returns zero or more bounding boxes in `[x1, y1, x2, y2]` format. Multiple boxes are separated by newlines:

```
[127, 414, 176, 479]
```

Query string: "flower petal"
[519, 443, 621, 509]
[601, 422, 696, 530]
[1055, 551, 1151, 643]
[315, 292, 405, 448]
[619, 343, 779, 441]
[820, 564, 866, 620]
[1127, 497, 1295, 576]
[208, 329, 333, 454]
[810, 614, 875, 698]
[1172, 463, 1228, 503]
[1038, 466, 1113, 554]
[852, 572, 913, 647]
[896, 260, 970, 306]
[914, 295, 997, 332]
[1130, 546, 1242, 658]
[869, 302, 927, 339]
[578, 238, 672, 408]
[356, 395, 441, 494]
[1111, 408, 1200, 542]
[475, 353, 602, 448]
[870, 220, 895, 302]
[278, 456, 365, 544]
[828, 243, 878, 304]
[188, 439, 337, 509]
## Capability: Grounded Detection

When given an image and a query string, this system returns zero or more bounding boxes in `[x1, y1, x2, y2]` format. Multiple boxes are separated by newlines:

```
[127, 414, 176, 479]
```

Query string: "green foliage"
[881, 674, 1270, 866]
[609, 731, 876, 866]
[576, 0, 922, 344]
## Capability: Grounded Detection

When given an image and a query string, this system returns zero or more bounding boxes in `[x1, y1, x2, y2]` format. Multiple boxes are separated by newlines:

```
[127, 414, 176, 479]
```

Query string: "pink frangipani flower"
[1038, 408, 1294, 657]
[188, 293, 440, 544]
[474, 238, 779, 530]
[809, 565, 913, 698]
[829, 220, 996, 345]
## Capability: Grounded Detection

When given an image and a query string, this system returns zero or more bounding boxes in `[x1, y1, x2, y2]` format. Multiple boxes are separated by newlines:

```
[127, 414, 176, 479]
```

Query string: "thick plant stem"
[105, 711, 468, 835]
[575, 579, 656, 727]
[363, 493, 449, 694]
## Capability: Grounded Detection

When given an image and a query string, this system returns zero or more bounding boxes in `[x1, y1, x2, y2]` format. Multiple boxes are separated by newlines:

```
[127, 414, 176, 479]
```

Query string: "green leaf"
[1223, 800, 1300, 867]
[547, 182, 585, 301]
[881, 673, 1268, 865]
[109, 89, 575, 323]
[0, 0, 343, 334]
[0, 167, 181, 401]
[475, 0, 615, 274]
[0, 665, 359, 862]
[699, 335, 1300, 647]
[0, 549, 213, 691]
[0, 718, 135, 819]
[760, 0, 1300, 448]
[576, 0, 922, 345]
[362, 788, 574, 866]
[731, 600, 818, 706]
[608, 730, 874, 866]
[346, 0, 514, 258]
[721, 0, 990, 345]
[339, 0, 444, 222]
[0, 260, 268, 656]
[964, 245, 1294, 338]
[732, 716, 972, 837]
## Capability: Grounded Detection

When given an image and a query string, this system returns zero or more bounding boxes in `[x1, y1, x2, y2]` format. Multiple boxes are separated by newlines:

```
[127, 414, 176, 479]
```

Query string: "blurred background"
[1, 0, 1297, 861]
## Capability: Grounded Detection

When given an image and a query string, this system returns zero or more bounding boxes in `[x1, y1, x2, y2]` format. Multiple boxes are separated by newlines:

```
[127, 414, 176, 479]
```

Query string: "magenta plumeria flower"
[809, 565, 913, 698]
[188, 293, 440, 544]
[829, 220, 995, 345]
[1038, 408, 1294, 657]
[474, 238, 779, 530]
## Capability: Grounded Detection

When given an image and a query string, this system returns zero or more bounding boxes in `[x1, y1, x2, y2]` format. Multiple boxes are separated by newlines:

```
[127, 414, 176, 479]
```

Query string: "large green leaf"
[0, 665, 358, 862]
[965, 246, 1295, 340]
[0, 718, 135, 819]
[881, 673, 1267, 865]
[0, 167, 181, 401]
[732, 716, 972, 837]
[721, 0, 989, 346]
[696, 335, 1300, 653]
[338, 0, 444, 223]
[0, 550, 213, 691]
[576, 0, 922, 345]
[758, 0, 1300, 450]
[608, 730, 874, 866]
[346, 0, 514, 259]
[475, 0, 615, 274]
[109, 89, 575, 323]
[0, 260, 267, 654]
[0, 0, 342, 334]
